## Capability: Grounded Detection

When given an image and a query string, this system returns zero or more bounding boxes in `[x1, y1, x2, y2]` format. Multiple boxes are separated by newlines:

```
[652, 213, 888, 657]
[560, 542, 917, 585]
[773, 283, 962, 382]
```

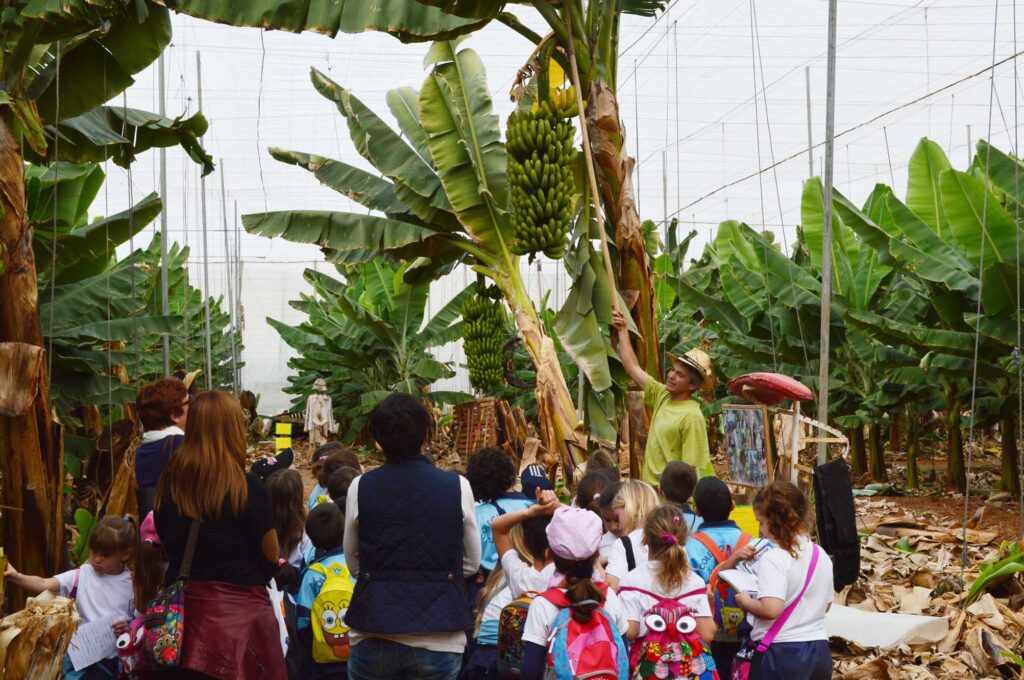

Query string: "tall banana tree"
[0, 1, 212, 587]
[270, 261, 472, 441]
[245, 44, 590, 469]
[160, 0, 670, 442]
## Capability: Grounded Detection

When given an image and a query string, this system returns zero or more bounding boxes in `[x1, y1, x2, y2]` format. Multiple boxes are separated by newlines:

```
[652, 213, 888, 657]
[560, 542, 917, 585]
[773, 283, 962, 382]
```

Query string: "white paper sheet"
[825, 604, 949, 649]
[67, 617, 119, 671]
[718, 568, 759, 595]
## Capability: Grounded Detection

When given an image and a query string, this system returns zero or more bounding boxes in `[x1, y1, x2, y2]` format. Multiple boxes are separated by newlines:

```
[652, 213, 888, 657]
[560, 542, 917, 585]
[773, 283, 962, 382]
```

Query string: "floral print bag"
[142, 520, 200, 668]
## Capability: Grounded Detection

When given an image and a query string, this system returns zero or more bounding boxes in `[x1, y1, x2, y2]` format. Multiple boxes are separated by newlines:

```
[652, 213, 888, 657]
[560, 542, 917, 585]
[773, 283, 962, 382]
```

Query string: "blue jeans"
[347, 638, 462, 680]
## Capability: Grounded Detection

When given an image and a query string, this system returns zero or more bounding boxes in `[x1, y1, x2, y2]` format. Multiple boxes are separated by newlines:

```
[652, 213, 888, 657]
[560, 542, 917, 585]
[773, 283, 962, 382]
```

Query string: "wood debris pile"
[833, 497, 1024, 679]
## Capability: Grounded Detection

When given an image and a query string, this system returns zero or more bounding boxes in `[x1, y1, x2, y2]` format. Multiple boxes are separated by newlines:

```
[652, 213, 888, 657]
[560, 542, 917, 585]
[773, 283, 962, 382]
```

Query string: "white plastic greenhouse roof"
[104, 1, 1023, 412]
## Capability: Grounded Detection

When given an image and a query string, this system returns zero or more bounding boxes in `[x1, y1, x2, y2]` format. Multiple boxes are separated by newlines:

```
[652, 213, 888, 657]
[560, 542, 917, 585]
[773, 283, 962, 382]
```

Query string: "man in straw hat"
[611, 310, 716, 485]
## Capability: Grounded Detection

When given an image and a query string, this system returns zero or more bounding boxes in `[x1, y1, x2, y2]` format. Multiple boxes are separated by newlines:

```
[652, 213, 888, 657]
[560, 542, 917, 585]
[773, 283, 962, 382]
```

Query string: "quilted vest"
[346, 455, 471, 634]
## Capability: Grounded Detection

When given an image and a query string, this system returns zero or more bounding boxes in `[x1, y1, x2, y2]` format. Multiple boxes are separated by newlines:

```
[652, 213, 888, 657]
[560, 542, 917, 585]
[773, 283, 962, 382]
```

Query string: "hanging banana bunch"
[461, 283, 507, 392]
[506, 97, 578, 261]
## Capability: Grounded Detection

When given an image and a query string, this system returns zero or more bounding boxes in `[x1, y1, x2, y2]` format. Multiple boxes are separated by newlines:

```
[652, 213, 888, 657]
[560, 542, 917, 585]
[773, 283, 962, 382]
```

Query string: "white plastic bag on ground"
[825, 604, 949, 649]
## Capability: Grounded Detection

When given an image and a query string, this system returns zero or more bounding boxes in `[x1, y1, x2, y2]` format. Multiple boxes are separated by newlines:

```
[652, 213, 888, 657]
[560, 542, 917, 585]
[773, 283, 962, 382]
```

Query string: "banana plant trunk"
[585, 81, 661, 378]
[0, 119, 63, 605]
[848, 425, 866, 477]
[867, 422, 887, 481]
[999, 411, 1021, 498]
[497, 263, 587, 471]
[905, 408, 920, 489]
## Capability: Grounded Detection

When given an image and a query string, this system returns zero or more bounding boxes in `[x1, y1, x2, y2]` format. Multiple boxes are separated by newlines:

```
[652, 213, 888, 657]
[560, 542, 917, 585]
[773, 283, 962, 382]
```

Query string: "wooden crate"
[453, 397, 501, 457]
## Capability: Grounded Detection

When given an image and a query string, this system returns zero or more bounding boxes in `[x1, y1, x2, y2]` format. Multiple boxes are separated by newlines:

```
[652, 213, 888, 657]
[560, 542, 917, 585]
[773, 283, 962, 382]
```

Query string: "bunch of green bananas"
[461, 284, 506, 391]
[506, 101, 577, 260]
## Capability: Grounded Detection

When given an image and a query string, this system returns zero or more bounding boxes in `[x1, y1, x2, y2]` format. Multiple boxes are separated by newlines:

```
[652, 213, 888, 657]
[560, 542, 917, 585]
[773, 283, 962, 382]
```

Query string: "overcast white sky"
[103, 1, 1024, 411]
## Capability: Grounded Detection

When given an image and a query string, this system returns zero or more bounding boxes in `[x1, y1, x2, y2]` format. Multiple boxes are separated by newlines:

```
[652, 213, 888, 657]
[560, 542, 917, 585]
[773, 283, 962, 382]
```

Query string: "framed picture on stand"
[722, 404, 773, 488]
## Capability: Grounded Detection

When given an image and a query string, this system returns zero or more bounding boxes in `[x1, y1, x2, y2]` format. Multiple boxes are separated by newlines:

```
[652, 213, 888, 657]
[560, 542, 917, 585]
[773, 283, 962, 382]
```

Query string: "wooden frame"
[722, 404, 773, 488]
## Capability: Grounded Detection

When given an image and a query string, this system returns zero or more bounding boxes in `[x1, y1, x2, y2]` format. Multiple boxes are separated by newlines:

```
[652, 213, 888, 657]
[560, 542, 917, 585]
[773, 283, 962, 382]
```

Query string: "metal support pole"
[817, 0, 839, 465]
[197, 52, 213, 391]
[233, 200, 242, 391]
[158, 53, 170, 376]
[662, 150, 668, 227]
[805, 66, 814, 178]
[967, 124, 973, 166]
[219, 160, 237, 397]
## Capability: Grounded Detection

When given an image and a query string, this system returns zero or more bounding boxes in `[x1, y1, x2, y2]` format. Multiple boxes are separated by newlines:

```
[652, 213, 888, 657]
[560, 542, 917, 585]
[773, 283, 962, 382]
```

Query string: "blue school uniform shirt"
[686, 520, 747, 583]
[307, 484, 329, 510]
[475, 493, 534, 572]
[674, 503, 702, 534]
[295, 548, 351, 630]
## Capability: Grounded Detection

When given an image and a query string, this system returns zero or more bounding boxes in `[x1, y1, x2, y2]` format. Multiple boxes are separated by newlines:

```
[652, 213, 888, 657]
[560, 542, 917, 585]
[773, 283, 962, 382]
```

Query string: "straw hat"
[667, 348, 716, 391]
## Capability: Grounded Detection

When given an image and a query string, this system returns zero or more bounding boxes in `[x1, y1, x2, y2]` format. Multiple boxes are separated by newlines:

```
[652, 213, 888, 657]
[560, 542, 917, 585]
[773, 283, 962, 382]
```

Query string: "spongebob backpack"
[308, 559, 355, 664]
[690, 532, 751, 642]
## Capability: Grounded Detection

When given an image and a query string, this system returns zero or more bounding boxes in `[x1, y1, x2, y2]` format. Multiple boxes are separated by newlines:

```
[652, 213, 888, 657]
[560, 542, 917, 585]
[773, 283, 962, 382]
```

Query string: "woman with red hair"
[135, 377, 189, 517]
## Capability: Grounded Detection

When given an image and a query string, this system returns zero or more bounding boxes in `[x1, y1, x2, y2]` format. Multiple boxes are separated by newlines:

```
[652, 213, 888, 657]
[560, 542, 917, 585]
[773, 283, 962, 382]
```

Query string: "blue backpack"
[691, 532, 751, 642]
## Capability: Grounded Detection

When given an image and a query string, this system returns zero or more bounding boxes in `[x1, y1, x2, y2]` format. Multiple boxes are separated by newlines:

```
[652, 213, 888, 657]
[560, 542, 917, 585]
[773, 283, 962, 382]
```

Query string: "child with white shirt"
[618, 505, 715, 644]
[466, 493, 560, 679]
[726, 481, 833, 680]
[520, 507, 629, 680]
[604, 479, 659, 589]
[6, 516, 139, 680]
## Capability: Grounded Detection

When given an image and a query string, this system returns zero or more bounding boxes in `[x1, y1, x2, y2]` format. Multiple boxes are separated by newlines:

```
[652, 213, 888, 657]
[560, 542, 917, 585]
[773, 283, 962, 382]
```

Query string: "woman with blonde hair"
[153, 390, 286, 680]
[604, 479, 659, 589]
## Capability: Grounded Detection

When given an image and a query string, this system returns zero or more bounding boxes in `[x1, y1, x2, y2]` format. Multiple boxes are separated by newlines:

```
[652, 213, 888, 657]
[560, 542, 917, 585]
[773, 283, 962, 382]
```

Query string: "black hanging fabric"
[813, 457, 860, 592]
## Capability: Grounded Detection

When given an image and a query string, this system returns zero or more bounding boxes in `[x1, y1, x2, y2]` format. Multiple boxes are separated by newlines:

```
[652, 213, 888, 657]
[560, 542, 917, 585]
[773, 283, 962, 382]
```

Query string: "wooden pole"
[817, 0, 839, 465]
[564, 16, 618, 313]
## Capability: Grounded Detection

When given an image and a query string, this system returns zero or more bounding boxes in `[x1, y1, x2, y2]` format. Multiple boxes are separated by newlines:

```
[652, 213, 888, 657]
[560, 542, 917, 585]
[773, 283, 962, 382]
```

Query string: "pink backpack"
[618, 587, 719, 680]
[538, 586, 628, 680]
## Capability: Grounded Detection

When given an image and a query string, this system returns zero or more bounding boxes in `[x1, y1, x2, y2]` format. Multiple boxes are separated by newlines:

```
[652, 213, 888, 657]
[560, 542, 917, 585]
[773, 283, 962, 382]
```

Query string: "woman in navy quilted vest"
[343, 393, 482, 680]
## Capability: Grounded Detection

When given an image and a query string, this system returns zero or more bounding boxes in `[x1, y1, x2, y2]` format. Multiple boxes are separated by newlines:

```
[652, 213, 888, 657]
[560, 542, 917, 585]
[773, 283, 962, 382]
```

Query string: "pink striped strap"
[619, 586, 706, 601]
[755, 544, 820, 652]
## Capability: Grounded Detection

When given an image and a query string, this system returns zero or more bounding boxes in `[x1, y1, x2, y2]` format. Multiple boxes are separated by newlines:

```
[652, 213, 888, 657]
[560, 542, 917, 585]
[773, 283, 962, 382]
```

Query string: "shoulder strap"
[692, 532, 727, 564]
[178, 520, 201, 581]
[538, 587, 570, 608]
[619, 535, 636, 572]
[69, 568, 80, 600]
[706, 531, 753, 599]
[619, 586, 706, 601]
[756, 544, 820, 652]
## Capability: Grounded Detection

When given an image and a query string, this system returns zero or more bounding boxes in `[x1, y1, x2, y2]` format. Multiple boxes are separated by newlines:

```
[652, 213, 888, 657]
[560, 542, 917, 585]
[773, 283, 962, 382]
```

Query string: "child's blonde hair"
[644, 504, 692, 593]
[473, 525, 532, 636]
[611, 480, 659, 535]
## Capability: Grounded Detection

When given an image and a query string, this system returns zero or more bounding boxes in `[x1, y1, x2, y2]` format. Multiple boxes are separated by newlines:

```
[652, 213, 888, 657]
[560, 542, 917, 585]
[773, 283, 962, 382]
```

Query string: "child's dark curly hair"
[466, 447, 516, 502]
[753, 481, 809, 557]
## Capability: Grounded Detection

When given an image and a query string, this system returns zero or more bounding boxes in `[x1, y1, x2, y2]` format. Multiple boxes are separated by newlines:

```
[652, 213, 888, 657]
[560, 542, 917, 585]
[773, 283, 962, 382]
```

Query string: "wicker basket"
[453, 397, 501, 457]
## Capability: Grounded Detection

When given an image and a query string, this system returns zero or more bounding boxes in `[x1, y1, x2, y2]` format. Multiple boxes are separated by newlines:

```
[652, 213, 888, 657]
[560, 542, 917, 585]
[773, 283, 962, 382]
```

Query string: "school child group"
[1, 381, 833, 680]
[464, 450, 834, 680]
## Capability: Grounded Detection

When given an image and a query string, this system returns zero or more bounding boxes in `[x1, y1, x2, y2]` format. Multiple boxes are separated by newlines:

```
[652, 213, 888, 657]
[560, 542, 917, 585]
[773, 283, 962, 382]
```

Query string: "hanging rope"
[256, 31, 268, 213]
[961, 0, 1001, 578]
[751, 0, 811, 372]
[748, 0, 777, 372]
[882, 126, 896, 189]
[46, 41, 61, 395]
[1013, 0, 1023, 532]
[122, 93, 138, 384]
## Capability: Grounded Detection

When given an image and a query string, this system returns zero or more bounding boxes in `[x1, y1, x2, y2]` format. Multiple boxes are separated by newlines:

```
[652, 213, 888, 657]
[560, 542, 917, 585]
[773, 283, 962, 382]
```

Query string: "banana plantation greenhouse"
[0, 0, 1023, 678]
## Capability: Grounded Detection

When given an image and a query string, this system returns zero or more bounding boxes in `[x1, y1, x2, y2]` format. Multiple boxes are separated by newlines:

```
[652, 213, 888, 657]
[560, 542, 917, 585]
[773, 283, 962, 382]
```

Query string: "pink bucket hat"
[546, 506, 603, 560]
[140, 511, 161, 545]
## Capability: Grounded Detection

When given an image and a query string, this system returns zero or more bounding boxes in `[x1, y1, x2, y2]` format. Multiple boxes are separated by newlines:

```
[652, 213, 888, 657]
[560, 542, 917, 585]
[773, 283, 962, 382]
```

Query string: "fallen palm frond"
[832, 497, 1024, 678]
[0, 592, 78, 680]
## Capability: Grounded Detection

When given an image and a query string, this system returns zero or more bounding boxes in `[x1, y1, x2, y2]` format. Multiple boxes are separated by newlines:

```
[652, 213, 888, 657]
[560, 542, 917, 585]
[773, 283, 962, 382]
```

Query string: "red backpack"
[537, 585, 628, 680]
